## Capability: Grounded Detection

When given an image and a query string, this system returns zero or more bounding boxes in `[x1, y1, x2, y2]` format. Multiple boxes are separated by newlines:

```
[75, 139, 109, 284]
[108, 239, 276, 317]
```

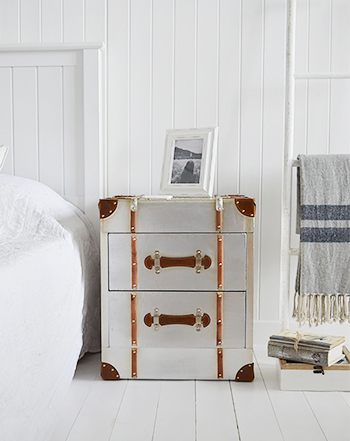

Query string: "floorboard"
[304, 392, 350, 441]
[109, 380, 161, 441]
[152, 381, 196, 441]
[50, 353, 101, 441]
[230, 354, 283, 441]
[50, 346, 350, 441]
[195, 380, 239, 441]
[65, 375, 127, 441]
[254, 346, 327, 441]
[340, 392, 350, 407]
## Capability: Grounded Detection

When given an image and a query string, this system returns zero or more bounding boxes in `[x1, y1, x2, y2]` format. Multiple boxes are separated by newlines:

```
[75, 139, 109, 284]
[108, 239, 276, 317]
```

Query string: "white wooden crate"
[278, 347, 350, 391]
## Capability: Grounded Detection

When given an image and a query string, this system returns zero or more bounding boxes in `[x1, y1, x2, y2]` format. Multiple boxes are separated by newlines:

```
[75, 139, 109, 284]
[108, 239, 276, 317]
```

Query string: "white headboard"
[0, 43, 104, 237]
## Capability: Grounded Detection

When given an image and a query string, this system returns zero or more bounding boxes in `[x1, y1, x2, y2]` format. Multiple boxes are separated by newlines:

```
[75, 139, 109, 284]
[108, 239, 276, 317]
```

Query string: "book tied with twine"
[268, 329, 345, 367]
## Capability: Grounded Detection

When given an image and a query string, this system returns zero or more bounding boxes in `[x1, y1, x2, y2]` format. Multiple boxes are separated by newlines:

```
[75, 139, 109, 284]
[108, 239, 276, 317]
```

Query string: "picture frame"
[160, 127, 218, 197]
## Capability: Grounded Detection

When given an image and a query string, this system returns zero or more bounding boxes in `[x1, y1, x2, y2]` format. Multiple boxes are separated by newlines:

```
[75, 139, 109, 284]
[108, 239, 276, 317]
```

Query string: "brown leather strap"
[216, 208, 223, 231]
[216, 292, 223, 346]
[217, 235, 223, 290]
[131, 235, 137, 289]
[132, 348, 137, 378]
[144, 254, 212, 270]
[130, 209, 137, 232]
[130, 200, 138, 378]
[217, 201, 224, 377]
[217, 349, 224, 378]
[144, 312, 211, 328]
[131, 293, 137, 346]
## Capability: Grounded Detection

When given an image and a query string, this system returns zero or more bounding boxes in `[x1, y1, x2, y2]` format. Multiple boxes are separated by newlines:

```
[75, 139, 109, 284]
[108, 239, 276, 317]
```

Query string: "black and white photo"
[171, 138, 203, 184]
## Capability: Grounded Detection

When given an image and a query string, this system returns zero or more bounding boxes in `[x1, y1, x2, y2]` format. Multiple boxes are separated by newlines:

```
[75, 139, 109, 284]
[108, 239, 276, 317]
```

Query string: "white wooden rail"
[280, 0, 350, 329]
[294, 72, 350, 80]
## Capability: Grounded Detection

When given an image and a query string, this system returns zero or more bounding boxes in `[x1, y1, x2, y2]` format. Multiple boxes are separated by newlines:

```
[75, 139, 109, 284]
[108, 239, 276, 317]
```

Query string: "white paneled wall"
[0, 0, 106, 43]
[0, 0, 349, 323]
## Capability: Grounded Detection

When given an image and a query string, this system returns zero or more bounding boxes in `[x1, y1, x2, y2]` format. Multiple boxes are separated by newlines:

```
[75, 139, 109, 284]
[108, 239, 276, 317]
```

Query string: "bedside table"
[99, 195, 255, 381]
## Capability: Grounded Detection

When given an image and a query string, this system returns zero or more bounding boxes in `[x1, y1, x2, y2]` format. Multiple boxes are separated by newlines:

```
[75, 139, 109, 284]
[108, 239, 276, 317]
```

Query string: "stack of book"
[268, 329, 345, 367]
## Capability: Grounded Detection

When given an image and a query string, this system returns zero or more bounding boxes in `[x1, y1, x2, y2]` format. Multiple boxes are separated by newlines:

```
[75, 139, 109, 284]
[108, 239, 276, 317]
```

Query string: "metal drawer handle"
[144, 308, 211, 331]
[144, 250, 212, 274]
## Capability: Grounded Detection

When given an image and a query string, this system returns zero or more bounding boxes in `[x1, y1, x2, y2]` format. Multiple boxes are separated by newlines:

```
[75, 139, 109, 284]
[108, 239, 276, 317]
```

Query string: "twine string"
[293, 331, 302, 351]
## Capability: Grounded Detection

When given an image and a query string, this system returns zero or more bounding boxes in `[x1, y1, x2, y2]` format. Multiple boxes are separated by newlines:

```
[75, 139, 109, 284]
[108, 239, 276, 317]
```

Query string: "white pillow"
[0, 145, 9, 171]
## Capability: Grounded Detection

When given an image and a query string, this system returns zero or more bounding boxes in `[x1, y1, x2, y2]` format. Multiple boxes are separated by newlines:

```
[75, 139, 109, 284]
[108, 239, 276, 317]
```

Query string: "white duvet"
[0, 174, 100, 441]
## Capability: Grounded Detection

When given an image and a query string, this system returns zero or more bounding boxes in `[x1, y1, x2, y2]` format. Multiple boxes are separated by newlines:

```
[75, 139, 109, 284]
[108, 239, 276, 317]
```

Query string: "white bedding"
[0, 174, 100, 441]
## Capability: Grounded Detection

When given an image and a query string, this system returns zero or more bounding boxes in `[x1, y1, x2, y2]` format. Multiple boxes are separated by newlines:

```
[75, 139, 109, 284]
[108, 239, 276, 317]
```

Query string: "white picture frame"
[160, 127, 218, 197]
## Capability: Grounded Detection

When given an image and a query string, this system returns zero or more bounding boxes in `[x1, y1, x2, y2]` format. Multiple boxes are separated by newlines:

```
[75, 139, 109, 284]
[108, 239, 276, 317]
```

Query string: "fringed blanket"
[294, 154, 350, 326]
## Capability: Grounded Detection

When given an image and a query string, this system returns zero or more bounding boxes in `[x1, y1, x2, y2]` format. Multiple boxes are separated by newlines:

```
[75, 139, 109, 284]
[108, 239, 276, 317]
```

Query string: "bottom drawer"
[101, 347, 254, 380]
[106, 291, 246, 349]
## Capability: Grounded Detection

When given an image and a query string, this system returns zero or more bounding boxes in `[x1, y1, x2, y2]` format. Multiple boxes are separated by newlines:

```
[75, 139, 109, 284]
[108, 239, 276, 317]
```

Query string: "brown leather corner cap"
[235, 363, 255, 382]
[99, 198, 118, 219]
[101, 362, 120, 380]
[234, 197, 256, 218]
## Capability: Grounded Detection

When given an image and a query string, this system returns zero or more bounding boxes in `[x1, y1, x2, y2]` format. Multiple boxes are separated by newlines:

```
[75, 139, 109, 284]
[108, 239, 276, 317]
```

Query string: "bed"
[0, 173, 100, 441]
[0, 43, 103, 440]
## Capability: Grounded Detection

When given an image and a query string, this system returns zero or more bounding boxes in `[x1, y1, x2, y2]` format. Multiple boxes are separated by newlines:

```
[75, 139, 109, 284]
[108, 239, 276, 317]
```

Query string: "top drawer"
[108, 232, 247, 292]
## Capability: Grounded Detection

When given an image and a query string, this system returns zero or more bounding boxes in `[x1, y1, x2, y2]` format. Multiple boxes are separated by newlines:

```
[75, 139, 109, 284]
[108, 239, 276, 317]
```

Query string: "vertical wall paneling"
[85, 0, 106, 42]
[12, 67, 38, 180]
[151, 0, 174, 194]
[106, 0, 130, 195]
[129, 0, 152, 195]
[307, 0, 330, 154]
[63, 65, 84, 209]
[331, 0, 350, 72]
[239, 0, 263, 320]
[0, 68, 13, 174]
[37, 67, 63, 194]
[217, 0, 241, 195]
[239, 0, 263, 198]
[290, 0, 308, 260]
[293, 0, 308, 158]
[258, 0, 286, 320]
[1, 0, 349, 322]
[84, 0, 106, 196]
[196, 0, 218, 192]
[288, 1, 305, 315]
[196, 0, 218, 128]
[174, 0, 196, 128]
[20, 0, 41, 43]
[63, 0, 84, 42]
[329, 0, 350, 154]
[41, 0, 63, 43]
[0, 0, 20, 44]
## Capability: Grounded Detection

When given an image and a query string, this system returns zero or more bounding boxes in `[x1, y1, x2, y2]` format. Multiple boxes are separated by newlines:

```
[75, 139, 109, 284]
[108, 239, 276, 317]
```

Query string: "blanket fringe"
[292, 293, 350, 326]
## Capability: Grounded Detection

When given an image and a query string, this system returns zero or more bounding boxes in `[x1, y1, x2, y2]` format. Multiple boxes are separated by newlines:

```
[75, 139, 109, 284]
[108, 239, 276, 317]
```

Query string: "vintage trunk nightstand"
[98, 195, 255, 381]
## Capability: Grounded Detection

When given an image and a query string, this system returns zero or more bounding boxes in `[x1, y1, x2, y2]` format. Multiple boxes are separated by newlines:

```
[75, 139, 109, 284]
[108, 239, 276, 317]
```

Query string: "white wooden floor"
[50, 346, 350, 441]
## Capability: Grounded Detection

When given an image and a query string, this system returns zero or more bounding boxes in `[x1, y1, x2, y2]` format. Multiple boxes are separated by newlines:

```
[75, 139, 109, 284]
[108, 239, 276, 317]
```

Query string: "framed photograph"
[160, 127, 218, 197]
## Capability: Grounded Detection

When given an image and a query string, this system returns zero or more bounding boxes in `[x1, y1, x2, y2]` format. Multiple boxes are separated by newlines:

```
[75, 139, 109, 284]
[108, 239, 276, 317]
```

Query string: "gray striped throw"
[294, 154, 350, 325]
